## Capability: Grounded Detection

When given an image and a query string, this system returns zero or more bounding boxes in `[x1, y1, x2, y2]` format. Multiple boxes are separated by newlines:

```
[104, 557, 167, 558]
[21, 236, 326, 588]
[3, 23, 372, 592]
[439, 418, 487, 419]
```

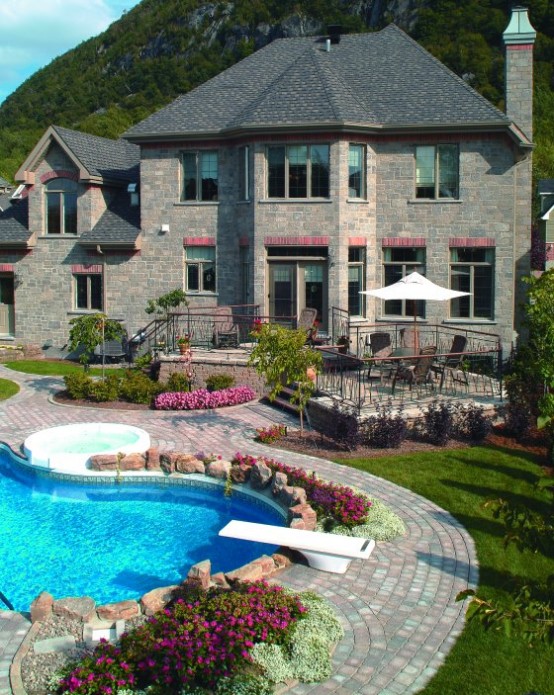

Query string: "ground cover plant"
[338, 444, 554, 695]
[54, 581, 343, 695]
[0, 377, 19, 400]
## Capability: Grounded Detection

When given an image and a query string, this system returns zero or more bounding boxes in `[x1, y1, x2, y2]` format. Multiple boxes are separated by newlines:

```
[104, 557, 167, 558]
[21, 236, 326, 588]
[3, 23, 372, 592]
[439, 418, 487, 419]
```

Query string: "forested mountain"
[0, 0, 552, 183]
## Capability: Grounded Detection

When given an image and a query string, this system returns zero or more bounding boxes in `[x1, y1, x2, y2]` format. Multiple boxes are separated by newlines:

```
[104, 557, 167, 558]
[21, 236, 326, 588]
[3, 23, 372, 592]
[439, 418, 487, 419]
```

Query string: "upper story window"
[184, 246, 216, 293]
[181, 151, 218, 202]
[267, 144, 329, 199]
[348, 144, 366, 199]
[450, 247, 494, 320]
[415, 145, 459, 200]
[46, 178, 77, 234]
[383, 247, 426, 318]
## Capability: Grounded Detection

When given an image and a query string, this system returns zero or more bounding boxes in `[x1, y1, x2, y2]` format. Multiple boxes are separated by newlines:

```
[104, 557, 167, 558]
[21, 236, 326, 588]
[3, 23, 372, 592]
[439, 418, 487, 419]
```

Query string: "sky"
[0, 0, 141, 105]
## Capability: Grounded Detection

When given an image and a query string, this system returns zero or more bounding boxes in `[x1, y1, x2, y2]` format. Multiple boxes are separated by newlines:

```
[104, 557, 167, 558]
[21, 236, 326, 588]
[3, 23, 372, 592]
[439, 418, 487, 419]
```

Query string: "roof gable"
[15, 126, 140, 185]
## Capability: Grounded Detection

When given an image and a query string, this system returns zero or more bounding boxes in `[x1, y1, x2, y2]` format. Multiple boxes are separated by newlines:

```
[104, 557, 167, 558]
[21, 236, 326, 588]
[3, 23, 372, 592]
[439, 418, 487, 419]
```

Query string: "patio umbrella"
[361, 271, 470, 351]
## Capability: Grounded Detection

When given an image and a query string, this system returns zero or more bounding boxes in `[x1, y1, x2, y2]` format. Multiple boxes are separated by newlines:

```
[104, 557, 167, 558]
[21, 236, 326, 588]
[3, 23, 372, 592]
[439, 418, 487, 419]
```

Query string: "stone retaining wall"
[158, 354, 268, 396]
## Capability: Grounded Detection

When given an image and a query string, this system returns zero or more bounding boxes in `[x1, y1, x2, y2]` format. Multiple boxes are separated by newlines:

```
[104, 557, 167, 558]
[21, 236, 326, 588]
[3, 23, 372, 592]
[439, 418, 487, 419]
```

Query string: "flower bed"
[55, 580, 343, 695]
[154, 385, 256, 410]
[232, 452, 371, 528]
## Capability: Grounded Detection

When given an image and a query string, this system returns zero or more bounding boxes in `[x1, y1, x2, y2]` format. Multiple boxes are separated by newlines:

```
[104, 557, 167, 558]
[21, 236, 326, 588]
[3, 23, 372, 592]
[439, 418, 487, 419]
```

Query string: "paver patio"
[0, 364, 478, 694]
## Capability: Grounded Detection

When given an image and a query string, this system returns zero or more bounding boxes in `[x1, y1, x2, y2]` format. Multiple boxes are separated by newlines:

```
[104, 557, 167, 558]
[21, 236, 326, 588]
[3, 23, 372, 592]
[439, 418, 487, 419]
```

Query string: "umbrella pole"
[414, 304, 419, 353]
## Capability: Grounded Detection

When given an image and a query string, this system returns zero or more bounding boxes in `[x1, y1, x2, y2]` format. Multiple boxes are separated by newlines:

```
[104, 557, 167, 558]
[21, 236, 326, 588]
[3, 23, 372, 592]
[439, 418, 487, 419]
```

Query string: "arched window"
[45, 178, 77, 234]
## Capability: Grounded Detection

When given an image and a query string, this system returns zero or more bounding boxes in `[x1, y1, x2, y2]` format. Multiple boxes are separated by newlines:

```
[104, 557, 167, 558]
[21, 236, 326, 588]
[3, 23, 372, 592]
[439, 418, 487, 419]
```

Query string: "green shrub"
[205, 373, 235, 391]
[87, 374, 121, 402]
[165, 372, 191, 393]
[119, 369, 163, 404]
[132, 351, 153, 370]
[64, 372, 93, 399]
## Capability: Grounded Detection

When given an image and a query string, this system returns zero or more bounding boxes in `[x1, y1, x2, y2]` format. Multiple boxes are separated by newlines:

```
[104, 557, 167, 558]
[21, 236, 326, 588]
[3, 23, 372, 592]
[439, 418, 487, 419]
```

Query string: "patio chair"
[391, 345, 437, 394]
[212, 306, 240, 348]
[365, 332, 393, 382]
[433, 335, 468, 391]
[296, 307, 318, 343]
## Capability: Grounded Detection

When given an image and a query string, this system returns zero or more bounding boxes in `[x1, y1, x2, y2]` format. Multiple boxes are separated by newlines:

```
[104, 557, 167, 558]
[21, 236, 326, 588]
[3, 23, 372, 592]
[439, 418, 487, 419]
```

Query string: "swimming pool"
[0, 444, 282, 612]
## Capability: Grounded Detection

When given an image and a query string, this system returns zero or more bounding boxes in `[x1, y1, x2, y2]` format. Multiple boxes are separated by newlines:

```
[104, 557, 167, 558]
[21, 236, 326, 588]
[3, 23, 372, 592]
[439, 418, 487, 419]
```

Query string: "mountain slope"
[0, 0, 552, 182]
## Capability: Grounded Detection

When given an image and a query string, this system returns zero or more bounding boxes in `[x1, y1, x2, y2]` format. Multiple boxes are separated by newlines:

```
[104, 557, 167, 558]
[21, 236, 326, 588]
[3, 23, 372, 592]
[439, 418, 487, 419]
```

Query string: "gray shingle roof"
[79, 190, 141, 248]
[125, 24, 509, 140]
[0, 196, 33, 247]
[0, 175, 11, 189]
[52, 126, 140, 182]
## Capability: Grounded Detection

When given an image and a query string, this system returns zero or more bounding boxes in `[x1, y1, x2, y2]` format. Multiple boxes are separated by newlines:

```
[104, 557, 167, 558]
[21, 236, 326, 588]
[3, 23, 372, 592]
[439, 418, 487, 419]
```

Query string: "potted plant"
[177, 334, 191, 354]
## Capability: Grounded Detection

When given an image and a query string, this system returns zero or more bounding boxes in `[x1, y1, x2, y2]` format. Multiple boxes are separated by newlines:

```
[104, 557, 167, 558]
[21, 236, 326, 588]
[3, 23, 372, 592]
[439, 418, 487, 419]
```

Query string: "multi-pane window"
[450, 247, 494, 319]
[238, 146, 249, 201]
[348, 247, 366, 316]
[185, 247, 216, 293]
[348, 144, 366, 198]
[181, 151, 218, 201]
[75, 274, 102, 310]
[46, 178, 77, 234]
[383, 247, 426, 317]
[415, 145, 459, 199]
[267, 144, 329, 199]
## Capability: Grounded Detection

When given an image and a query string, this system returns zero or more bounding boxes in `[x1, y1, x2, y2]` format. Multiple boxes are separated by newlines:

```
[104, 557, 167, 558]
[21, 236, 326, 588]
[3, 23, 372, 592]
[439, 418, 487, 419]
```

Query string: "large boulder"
[174, 454, 205, 474]
[279, 485, 307, 507]
[119, 453, 146, 471]
[53, 597, 96, 622]
[145, 447, 161, 471]
[205, 459, 231, 479]
[186, 560, 211, 590]
[89, 454, 118, 471]
[250, 460, 273, 489]
[97, 600, 140, 621]
[271, 471, 288, 496]
[30, 592, 54, 623]
[140, 585, 179, 616]
[230, 463, 251, 484]
[288, 503, 317, 531]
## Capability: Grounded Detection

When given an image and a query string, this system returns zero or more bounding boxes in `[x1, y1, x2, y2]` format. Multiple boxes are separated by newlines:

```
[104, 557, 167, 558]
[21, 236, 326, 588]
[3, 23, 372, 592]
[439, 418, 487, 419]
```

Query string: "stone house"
[0, 8, 537, 350]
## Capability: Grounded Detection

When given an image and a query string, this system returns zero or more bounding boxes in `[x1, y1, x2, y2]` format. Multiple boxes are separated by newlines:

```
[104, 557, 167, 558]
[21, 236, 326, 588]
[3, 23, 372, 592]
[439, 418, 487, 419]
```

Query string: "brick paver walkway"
[0, 365, 478, 695]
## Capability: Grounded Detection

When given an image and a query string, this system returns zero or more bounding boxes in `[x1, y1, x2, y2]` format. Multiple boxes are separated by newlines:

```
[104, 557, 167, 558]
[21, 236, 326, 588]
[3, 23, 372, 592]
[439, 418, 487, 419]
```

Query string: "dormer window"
[45, 178, 77, 234]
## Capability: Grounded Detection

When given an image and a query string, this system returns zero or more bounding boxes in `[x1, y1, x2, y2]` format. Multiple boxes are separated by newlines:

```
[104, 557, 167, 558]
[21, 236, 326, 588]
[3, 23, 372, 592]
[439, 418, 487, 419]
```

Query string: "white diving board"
[219, 520, 376, 574]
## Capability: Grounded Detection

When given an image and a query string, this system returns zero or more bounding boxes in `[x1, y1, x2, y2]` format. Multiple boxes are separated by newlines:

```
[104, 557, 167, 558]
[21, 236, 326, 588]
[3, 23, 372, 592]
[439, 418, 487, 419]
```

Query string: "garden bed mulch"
[260, 424, 549, 464]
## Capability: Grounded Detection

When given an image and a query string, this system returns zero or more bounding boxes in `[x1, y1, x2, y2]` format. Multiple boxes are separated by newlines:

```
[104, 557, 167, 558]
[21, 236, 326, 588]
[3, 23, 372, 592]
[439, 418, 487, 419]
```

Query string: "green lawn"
[0, 378, 19, 400]
[4, 360, 122, 377]
[338, 446, 553, 695]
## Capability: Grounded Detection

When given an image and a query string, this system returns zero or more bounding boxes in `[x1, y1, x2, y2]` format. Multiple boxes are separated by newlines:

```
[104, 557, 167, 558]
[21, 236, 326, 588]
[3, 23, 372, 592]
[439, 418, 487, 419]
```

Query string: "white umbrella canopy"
[361, 271, 470, 301]
[361, 271, 471, 351]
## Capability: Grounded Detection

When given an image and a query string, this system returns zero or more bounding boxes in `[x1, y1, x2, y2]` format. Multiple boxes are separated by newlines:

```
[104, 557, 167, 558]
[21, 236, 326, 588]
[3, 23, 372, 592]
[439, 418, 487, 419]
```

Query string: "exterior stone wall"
[158, 355, 268, 397]
[2, 130, 530, 352]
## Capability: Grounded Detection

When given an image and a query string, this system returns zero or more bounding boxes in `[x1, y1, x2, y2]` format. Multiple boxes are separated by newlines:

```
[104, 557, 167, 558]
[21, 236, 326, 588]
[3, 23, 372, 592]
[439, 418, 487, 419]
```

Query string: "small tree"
[68, 314, 125, 371]
[145, 288, 188, 319]
[248, 323, 322, 432]
[522, 270, 554, 460]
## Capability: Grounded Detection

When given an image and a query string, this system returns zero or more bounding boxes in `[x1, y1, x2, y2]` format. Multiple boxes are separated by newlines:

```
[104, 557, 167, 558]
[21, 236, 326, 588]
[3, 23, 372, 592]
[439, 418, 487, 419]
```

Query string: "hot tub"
[23, 423, 151, 472]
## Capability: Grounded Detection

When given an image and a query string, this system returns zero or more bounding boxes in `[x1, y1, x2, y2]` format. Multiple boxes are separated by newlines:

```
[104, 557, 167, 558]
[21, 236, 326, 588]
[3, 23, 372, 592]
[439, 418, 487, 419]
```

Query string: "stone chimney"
[503, 6, 536, 140]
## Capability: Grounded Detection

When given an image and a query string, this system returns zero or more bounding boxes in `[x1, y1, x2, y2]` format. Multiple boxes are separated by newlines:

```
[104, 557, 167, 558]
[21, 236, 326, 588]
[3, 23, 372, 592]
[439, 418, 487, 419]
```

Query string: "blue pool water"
[0, 445, 282, 612]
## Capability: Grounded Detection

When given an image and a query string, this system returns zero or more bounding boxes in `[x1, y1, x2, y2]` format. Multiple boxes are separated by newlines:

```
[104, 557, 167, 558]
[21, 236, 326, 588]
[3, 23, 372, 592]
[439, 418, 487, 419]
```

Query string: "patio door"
[268, 262, 327, 328]
[0, 275, 15, 336]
